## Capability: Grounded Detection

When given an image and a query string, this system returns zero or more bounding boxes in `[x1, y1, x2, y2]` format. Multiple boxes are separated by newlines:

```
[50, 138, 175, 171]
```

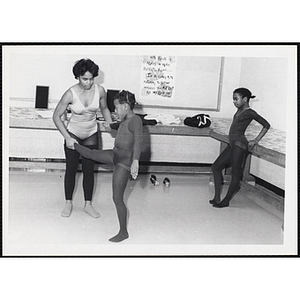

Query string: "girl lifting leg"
[75, 90, 143, 242]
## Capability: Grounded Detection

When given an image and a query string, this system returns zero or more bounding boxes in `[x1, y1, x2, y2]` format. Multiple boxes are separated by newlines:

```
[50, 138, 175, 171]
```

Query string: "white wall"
[5, 45, 295, 131]
[239, 57, 288, 131]
[250, 156, 285, 190]
[6, 45, 296, 190]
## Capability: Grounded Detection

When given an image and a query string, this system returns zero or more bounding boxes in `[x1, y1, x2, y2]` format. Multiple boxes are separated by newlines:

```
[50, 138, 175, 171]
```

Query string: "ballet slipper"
[213, 200, 230, 208]
[209, 199, 220, 205]
[109, 232, 129, 243]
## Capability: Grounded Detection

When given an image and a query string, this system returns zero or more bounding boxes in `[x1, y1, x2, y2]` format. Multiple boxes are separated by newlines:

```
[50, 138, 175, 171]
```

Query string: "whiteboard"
[138, 56, 224, 110]
[6, 46, 224, 111]
[100, 55, 224, 111]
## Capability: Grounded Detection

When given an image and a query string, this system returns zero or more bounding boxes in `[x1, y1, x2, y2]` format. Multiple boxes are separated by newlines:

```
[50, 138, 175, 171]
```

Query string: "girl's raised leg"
[75, 144, 114, 164]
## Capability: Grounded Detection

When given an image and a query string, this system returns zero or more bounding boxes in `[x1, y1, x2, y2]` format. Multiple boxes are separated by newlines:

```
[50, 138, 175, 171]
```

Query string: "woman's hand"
[103, 121, 111, 132]
[131, 160, 139, 180]
[66, 137, 78, 150]
[248, 140, 258, 151]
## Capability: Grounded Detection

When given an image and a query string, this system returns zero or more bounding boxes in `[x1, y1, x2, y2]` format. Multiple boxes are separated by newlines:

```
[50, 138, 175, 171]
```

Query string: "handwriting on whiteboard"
[140, 55, 176, 101]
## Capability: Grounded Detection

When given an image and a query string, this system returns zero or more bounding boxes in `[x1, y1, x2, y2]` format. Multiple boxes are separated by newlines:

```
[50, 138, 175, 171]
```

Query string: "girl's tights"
[74, 144, 130, 242]
[211, 143, 247, 207]
[110, 165, 130, 242]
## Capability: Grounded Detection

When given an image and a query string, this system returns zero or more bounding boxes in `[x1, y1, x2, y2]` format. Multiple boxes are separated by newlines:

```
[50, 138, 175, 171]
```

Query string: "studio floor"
[4, 170, 285, 256]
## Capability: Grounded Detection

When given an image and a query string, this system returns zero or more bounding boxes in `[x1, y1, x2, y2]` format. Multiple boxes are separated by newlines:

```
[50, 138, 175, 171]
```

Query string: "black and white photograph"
[2, 44, 297, 256]
[1, 0, 300, 297]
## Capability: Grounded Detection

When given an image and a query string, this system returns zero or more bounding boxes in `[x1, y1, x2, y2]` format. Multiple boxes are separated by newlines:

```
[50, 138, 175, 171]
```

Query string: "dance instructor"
[53, 58, 112, 218]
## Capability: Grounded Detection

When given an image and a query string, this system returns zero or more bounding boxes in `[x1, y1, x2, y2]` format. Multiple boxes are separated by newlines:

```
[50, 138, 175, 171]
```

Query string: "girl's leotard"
[74, 114, 143, 171]
[113, 115, 143, 170]
[229, 108, 270, 149]
[67, 84, 99, 139]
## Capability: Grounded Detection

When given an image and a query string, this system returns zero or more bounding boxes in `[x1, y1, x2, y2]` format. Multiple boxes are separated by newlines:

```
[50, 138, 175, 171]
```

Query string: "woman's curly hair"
[72, 58, 99, 79]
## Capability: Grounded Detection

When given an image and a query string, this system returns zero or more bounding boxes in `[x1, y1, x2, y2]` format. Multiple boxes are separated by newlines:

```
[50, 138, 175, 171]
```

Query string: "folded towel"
[36, 110, 53, 119]
[144, 114, 181, 125]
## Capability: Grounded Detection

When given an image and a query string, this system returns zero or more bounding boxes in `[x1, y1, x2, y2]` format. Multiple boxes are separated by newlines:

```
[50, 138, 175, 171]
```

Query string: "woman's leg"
[62, 142, 80, 217]
[81, 133, 100, 218]
[74, 138, 115, 217]
[213, 143, 247, 208]
[109, 165, 130, 243]
[81, 133, 98, 202]
[209, 145, 231, 204]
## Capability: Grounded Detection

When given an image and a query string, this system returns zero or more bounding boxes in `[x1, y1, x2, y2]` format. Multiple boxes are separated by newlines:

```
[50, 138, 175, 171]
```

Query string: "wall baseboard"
[8, 159, 212, 174]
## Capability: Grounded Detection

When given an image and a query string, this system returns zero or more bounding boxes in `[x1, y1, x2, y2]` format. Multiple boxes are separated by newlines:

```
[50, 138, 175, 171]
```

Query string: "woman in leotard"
[53, 58, 112, 218]
[210, 87, 270, 208]
[75, 90, 143, 243]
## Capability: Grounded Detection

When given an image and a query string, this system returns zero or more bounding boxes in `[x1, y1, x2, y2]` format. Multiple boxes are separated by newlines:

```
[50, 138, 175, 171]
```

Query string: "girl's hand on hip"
[248, 140, 258, 151]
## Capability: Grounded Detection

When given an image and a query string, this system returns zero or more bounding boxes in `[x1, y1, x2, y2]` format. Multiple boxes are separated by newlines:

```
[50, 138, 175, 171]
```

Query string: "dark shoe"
[209, 199, 219, 205]
[163, 177, 170, 187]
[213, 200, 230, 208]
[150, 174, 159, 186]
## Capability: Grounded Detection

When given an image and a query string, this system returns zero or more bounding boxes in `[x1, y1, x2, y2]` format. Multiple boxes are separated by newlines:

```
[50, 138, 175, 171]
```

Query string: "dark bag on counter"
[184, 114, 211, 128]
[137, 114, 157, 126]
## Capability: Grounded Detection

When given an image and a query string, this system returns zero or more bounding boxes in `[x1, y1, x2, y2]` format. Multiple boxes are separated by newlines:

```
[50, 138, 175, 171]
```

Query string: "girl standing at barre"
[210, 87, 270, 208]
[75, 90, 143, 242]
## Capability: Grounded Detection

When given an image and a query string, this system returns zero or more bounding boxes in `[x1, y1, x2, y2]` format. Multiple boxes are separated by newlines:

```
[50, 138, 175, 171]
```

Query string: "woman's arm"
[52, 90, 77, 149]
[98, 85, 113, 124]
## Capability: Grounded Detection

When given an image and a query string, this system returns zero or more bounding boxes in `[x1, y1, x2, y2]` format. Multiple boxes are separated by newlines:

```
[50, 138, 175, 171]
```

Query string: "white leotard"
[67, 84, 99, 140]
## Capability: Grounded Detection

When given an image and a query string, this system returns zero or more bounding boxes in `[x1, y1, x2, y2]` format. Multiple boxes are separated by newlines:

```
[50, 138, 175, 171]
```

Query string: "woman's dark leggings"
[64, 132, 98, 201]
[211, 142, 248, 203]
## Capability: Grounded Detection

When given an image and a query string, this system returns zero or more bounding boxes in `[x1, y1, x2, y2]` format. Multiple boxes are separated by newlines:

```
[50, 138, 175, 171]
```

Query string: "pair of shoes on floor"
[150, 175, 170, 187]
